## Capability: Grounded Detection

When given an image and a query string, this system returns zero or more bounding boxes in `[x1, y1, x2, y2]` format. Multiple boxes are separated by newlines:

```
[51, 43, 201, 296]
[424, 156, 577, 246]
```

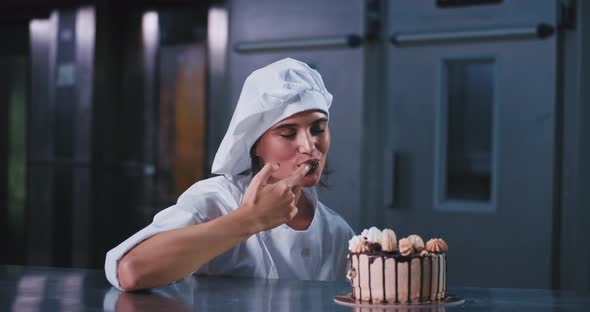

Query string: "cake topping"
[407, 234, 425, 252]
[426, 238, 448, 253]
[348, 235, 369, 253]
[346, 268, 357, 281]
[361, 229, 369, 238]
[381, 228, 397, 252]
[349, 227, 448, 256]
[366, 227, 382, 243]
[399, 238, 414, 256]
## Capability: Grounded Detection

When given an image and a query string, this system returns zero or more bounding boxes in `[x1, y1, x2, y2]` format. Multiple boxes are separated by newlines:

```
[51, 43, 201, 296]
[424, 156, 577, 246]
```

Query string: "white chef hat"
[212, 58, 333, 176]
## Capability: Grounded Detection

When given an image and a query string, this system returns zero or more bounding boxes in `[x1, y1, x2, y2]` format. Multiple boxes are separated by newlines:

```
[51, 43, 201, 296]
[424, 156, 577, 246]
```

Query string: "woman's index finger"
[251, 162, 278, 186]
[282, 164, 310, 187]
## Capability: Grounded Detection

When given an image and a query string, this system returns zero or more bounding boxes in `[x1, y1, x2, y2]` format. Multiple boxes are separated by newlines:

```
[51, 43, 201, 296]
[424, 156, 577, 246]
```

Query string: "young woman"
[105, 58, 354, 291]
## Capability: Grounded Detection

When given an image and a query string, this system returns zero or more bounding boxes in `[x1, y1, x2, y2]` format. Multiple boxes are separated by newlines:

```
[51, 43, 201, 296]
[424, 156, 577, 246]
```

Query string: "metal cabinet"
[385, 0, 558, 288]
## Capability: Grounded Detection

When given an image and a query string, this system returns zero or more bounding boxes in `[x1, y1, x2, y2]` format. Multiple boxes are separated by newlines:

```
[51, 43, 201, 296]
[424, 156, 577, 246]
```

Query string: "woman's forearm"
[117, 207, 257, 291]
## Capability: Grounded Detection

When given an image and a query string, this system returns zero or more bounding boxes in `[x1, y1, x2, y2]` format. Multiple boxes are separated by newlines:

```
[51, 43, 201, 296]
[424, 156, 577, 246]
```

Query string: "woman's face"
[255, 110, 330, 187]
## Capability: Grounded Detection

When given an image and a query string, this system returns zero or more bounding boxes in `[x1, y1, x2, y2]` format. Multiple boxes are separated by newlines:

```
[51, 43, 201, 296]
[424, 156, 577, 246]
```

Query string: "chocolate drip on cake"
[394, 259, 398, 303]
[430, 255, 434, 300]
[382, 256, 386, 303]
[435, 255, 439, 300]
[407, 260, 411, 303]
[419, 256, 423, 302]
[368, 261, 372, 302]
[357, 254, 361, 300]
[352, 256, 356, 299]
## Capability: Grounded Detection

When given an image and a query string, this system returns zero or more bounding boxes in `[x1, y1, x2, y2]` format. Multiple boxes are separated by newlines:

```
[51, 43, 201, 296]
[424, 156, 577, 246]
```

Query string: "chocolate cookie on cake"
[346, 227, 448, 304]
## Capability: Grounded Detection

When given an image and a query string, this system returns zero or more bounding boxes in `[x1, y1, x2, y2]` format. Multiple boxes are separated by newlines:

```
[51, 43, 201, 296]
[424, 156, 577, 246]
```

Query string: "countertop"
[1, 265, 589, 311]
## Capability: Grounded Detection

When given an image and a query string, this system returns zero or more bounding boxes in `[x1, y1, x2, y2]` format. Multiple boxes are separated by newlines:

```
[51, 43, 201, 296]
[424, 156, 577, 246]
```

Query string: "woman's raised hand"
[240, 162, 310, 233]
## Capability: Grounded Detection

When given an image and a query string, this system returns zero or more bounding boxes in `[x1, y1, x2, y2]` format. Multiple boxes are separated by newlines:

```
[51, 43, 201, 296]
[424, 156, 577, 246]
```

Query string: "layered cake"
[346, 227, 448, 304]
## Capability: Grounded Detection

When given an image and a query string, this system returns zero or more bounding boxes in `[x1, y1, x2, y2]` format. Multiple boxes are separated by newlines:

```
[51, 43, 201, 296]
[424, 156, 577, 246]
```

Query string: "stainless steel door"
[228, 0, 366, 230]
[385, 0, 558, 288]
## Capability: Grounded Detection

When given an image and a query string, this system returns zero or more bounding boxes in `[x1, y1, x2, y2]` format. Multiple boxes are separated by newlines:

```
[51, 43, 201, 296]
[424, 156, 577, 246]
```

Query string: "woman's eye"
[279, 132, 296, 138]
[311, 127, 325, 135]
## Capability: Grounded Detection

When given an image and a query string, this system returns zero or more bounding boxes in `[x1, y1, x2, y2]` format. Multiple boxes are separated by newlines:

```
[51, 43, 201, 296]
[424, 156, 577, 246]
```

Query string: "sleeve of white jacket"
[104, 178, 232, 290]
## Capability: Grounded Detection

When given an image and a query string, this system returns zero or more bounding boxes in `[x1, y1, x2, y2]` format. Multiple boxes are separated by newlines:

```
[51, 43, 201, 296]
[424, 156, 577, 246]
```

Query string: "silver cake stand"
[334, 293, 465, 309]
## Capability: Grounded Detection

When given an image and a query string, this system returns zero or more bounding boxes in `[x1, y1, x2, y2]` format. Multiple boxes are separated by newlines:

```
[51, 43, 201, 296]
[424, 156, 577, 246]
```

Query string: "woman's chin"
[299, 174, 321, 188]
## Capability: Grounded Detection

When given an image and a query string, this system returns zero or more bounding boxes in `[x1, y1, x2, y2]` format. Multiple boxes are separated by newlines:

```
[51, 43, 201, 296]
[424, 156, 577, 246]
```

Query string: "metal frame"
[234, 34, 362, 53]
[391, 24, 555, 46]
[433, 55, 499, 214]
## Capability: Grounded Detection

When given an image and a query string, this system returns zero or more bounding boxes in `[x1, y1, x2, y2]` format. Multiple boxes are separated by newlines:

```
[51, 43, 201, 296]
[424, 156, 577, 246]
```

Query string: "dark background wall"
[0, 0, 589, 291]
[1, 0, 213, 269]
[0, 24, 29, 266]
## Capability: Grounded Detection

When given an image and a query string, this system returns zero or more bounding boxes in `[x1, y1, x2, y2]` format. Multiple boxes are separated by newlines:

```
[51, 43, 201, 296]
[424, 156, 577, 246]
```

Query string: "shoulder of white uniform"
[179, 175, 243, 201]
[316, 201, 343, 218]
[174, 175, 249, 219]
[316, 201, 355, 235]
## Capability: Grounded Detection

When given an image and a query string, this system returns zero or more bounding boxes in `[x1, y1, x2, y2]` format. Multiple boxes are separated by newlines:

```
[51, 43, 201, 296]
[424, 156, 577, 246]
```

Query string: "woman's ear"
[249, 141, 264, 175]
[252, 139, 261, 157]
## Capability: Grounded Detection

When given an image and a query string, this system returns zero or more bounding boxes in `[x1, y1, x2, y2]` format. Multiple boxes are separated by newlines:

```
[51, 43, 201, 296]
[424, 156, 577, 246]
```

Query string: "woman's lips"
[301, 159, 319, 176]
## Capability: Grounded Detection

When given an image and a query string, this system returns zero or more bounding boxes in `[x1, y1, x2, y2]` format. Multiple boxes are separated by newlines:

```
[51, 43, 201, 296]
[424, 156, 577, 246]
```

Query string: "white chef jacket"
[104, 174, 355, 290]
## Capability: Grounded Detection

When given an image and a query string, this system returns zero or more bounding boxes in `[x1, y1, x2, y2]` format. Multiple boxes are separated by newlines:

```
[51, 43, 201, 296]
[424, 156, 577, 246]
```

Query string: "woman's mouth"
[302, 159, 320, 176]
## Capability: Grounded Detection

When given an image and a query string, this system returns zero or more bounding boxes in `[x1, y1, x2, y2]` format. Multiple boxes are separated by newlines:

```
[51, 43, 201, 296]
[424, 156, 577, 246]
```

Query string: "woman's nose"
[297, 132, 315, 155]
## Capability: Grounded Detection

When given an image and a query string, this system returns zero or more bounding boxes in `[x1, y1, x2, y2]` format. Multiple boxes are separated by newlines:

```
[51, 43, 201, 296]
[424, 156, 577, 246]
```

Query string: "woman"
[105, 58, 354, 291]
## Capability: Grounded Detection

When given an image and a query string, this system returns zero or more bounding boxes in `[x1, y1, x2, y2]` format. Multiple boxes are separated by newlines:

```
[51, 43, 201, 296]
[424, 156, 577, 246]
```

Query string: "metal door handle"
[390, 23, 554, 46]
[436, 0, 502, 8]
[234, 34, 363, 53]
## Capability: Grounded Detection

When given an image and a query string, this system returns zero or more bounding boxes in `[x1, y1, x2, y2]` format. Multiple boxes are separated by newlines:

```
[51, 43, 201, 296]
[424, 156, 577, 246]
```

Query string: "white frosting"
[381, 228, 397, 252]
[348, 235, 368, 253]
[367, 227, 382, 243]
[407, 234, 425, 252]
[361, 229, 369, 238]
